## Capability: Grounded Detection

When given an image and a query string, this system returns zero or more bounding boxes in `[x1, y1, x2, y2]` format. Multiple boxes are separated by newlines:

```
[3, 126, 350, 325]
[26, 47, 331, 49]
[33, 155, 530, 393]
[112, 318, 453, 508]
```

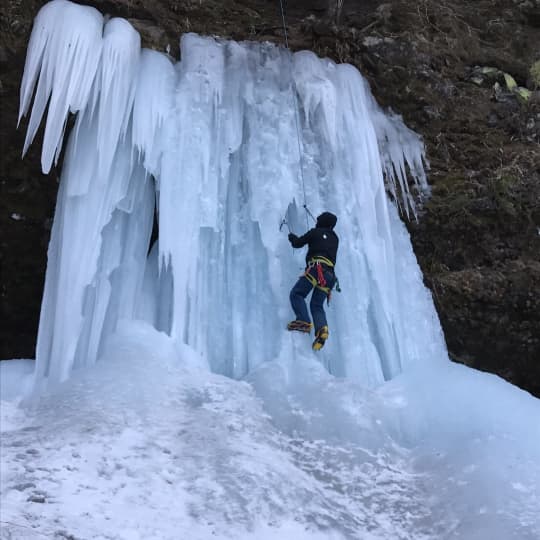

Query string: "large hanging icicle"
[96, 18, 141, 179]
[18, 0, 103, 173]
[132, 49, 176, 176]
[19, 1, 436, 387]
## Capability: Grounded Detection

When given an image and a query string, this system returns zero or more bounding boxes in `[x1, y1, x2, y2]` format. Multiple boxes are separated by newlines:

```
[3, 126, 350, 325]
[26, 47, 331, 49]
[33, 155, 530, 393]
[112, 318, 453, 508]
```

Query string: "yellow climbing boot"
[312, 325, 329, 350]
[287, 320, 313, 333]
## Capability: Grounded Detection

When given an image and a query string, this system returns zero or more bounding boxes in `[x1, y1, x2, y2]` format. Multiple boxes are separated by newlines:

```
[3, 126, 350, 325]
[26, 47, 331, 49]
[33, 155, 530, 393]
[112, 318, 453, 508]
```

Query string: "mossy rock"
[503, 72, 517, 90]
[530, 60, 540, 89]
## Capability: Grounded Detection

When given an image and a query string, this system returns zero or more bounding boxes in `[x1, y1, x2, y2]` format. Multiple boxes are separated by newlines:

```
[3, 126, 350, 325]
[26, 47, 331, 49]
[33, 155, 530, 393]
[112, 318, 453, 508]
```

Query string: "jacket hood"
[316, 212, 337, 229]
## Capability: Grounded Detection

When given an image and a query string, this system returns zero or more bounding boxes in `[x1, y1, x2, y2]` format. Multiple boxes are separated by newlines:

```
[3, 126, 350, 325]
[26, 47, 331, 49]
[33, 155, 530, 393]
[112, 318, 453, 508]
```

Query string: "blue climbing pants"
[289, 265, 336, 333]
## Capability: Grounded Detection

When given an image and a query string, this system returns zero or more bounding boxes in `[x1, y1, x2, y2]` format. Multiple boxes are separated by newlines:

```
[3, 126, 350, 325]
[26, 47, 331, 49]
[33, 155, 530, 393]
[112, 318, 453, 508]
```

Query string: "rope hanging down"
[278, 0, 314, 231]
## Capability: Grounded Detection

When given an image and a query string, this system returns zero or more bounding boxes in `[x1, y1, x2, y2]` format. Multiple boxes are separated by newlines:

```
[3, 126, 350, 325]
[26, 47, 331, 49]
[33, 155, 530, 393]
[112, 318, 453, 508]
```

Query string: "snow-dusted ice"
[2, 1, 540, 539]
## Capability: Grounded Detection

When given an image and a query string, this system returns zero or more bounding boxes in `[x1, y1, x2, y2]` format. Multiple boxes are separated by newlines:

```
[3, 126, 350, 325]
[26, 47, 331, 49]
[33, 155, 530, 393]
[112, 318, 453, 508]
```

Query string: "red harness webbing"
[316, 262, 326, 288]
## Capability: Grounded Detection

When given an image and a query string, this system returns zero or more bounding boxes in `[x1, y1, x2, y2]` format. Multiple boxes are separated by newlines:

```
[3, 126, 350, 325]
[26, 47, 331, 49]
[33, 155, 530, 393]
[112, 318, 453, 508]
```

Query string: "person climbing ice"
[287, 211, 339, 350]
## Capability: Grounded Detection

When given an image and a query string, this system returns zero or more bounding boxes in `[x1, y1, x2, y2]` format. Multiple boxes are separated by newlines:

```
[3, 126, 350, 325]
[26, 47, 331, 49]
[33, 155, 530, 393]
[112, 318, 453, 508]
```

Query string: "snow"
[3, 1, 540, 539]
[0, 360, 34, 431]
[2, 325, 539, 539]
[1, 325, 432, 540]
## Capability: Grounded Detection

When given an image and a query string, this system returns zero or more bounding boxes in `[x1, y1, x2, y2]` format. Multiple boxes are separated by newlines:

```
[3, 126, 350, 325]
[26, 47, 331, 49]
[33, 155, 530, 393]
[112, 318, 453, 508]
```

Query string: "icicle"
[292, 51, 338, 151]
[96, 17, 141, 179]
[132, 49, 176, 177]
[370, 106, 430, 220]
[18, 0, 103, 173]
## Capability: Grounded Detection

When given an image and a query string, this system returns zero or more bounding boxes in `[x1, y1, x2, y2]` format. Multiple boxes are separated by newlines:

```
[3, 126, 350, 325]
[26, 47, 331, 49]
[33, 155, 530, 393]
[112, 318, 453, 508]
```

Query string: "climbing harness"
[300, 256, 333, 303]
[301, 256, 342, 302]
[309, 256, 334, 269]
[316, 261, 327, 289]
[303, 266, 330, 294]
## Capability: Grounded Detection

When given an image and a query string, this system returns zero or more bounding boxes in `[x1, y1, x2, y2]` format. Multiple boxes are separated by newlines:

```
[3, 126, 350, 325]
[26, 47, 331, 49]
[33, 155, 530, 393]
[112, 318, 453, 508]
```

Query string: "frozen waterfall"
[5, 2, 540, 539]
[20, 0, 436, 388]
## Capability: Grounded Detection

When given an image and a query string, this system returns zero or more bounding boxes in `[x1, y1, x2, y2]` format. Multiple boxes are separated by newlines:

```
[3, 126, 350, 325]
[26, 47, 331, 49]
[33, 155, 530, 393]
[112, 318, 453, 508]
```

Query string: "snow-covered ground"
[1, 324, 424, 540]
[2, 323, 539, 539]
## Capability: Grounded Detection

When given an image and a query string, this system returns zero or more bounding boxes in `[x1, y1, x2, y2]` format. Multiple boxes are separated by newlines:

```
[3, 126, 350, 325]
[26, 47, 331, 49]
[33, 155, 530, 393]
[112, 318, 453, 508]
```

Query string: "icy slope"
[1, 324, 432, 540]
[2, 324, 539, 539]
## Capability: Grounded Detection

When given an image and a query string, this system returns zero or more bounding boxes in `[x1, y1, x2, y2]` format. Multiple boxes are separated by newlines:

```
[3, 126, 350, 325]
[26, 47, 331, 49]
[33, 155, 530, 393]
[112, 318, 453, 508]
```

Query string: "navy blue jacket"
[289, 227, 339, 266]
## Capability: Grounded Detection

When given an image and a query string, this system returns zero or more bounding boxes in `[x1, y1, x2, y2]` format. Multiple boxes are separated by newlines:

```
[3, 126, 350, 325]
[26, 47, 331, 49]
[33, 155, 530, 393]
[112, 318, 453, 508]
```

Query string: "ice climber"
[287, 211, 339, 350]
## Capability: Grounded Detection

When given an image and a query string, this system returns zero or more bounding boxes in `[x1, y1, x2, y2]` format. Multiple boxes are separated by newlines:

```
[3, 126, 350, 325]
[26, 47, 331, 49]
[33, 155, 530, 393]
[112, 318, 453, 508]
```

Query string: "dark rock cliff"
[1, 0, 539, 395]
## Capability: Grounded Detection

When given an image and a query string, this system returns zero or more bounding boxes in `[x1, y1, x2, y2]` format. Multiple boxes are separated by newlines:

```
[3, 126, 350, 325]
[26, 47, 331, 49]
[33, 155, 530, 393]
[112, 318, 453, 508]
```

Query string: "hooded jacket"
[288, 212, 339, 266]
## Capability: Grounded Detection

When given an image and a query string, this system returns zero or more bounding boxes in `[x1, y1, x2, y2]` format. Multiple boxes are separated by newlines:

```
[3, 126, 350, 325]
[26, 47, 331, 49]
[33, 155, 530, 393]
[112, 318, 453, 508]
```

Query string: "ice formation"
[19, 0, 434, 386]
[5, 1, 539, 538]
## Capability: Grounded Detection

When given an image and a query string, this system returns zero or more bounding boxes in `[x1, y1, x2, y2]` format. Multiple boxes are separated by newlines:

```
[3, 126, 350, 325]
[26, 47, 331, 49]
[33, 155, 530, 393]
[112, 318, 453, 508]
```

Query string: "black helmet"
[316, 212, 337, 229]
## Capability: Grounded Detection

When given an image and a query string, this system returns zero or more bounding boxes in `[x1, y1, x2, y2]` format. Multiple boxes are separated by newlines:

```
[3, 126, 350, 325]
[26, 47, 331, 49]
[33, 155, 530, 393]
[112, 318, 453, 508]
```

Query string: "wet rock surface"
[1, 0, 538, 396]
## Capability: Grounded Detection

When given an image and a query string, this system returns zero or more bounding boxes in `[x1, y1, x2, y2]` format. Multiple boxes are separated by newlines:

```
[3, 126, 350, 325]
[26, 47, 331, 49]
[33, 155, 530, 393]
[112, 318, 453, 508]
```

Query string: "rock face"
[1, 0, 538, 396]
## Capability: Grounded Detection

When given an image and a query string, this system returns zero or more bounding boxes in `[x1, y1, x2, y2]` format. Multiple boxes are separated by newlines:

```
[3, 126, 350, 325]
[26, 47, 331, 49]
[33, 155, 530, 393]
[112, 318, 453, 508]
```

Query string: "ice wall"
[20, 0, 440, 388]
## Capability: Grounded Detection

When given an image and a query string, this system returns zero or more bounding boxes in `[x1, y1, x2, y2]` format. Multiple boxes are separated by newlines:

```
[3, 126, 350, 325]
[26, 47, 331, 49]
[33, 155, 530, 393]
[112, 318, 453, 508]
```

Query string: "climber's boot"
[287, 320, 313, 333]
[312, 325, 329, 350]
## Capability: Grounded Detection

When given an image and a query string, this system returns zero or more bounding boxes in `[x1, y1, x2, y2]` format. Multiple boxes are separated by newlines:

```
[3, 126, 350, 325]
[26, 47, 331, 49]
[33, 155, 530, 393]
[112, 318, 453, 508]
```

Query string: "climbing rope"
[278, 0, 313, 231]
